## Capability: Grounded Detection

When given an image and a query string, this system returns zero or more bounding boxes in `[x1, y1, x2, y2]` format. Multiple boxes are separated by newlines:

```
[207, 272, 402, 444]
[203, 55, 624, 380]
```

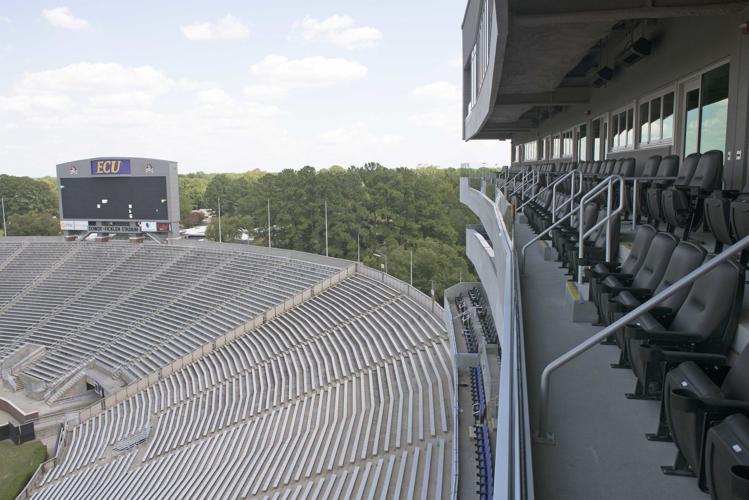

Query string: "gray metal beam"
[515, 2, 748, 26]
[495, 88, 590, 106]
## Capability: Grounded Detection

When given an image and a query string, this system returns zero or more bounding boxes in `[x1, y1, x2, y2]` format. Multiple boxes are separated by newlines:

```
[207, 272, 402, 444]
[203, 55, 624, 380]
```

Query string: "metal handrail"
[511, 175, 536, 199]
[536, 233, 749, 443]
[517, 169, 580, 212]
[523, 169, 539, 201]
[520, 209, 575, 272]
[552, 171, 583, 223]
[505, 170, 524, 198]
[629, 176, 679, 229]
[576, 175, 624, 285]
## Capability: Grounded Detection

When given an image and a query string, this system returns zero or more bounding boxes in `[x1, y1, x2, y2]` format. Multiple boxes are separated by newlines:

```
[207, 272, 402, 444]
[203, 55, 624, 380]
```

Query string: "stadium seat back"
[721, 344, 749, 402]
[619, 158, 635, 178]
[704, 414, 749, 500]
[730, 179, 749, 240]
[688, 150, 723, 191]
[669, 258, 744, 351]
[641, 155, 661, 178]
[674, 153, 702, 188]
[631, 233, 678, 290]
[621, 224, 657, 275]
[704, 190, 734, 246]
[656, 155, 680, 181]
[653, 241, 706, 311]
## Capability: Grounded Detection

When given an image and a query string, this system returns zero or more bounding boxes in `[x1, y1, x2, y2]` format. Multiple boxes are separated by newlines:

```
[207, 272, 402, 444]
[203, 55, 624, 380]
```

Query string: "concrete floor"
[517, 223, 707, 500]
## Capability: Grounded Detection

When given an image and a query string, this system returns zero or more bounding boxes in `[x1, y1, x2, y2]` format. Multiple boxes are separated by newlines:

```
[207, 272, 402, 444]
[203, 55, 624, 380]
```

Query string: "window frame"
[636, 85, 677, 149]
[609, 102, 636, 152]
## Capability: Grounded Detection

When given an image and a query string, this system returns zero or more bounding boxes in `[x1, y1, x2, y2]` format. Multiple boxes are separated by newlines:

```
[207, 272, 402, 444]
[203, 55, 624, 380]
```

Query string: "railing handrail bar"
[626, 176, 680, 185]
[581, 175, 619, 202]
[629, 175, 679, 230]
[536, 233, 749, 441]
[518, 170, 579, 211]
[519, 210, 576, 271]
[552, 171, 583, 223]
[582, 179, 625, 240]
[510, 176, 537, 198]
[577, 175, 624, 283]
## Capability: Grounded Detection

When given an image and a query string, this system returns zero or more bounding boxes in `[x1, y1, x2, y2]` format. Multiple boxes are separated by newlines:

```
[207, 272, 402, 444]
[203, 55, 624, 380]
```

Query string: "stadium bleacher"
[0, 241, 340, 395]
[0, 239, 452, 498]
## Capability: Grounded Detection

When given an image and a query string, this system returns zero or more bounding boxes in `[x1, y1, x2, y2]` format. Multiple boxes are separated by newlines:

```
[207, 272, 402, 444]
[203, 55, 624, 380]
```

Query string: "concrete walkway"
[517, 223, 707, 500]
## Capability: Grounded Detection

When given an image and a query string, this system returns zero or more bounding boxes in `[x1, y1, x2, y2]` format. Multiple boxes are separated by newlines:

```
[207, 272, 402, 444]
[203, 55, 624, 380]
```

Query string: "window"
[682, 63, 730, 155]
[662, 93, 674, 140]
[523, 141, 538, 162]
[561, 130, 573, 158]
[639, 91, 675, 145]
[700, 64, 729, 153]
[551, 134, 561, 158]
[577, 124, 588, 161]
[591, 118, 607, 161]
[467, 0, 491, 114]
[610, 106, 635, 150]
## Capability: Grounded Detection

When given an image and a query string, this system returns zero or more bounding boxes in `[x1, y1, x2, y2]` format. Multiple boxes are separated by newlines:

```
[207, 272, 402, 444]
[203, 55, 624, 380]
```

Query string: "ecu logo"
[90, 159, 131, 176]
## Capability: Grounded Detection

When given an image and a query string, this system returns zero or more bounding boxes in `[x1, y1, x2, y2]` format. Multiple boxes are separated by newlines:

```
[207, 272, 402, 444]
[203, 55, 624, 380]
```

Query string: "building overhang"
[463, 0, 749, 142]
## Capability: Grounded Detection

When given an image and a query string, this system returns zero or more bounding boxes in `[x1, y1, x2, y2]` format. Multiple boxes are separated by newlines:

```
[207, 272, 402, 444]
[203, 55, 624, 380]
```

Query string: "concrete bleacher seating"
[25, 272, 452, 498]
[0, 240, 341, 394]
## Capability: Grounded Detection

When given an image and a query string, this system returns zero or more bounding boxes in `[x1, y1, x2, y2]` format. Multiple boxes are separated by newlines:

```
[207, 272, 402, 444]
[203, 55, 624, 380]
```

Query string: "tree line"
[1, 164, 493, 299]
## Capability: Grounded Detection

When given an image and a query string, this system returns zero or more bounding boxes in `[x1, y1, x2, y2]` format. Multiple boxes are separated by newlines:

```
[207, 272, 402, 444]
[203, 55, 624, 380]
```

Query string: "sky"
[0, 1, 510, 177]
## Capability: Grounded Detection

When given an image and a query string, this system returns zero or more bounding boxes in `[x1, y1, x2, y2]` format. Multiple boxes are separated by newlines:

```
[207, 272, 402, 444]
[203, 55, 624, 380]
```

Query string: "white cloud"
[181, 14, 249, 41]
[411, 82, 460, 101]
[14, 62, 174, 98]
[243, 84, 287, 101]
[448, 56, 463, 69]
[408, 111, 456, 130]
[42, 7, 89, 30]
[250, 55, 367, 87]
[319, 122, 402, 146]
[291, 15, 382, 49]
[0, 93, 73, 112]
[0, 16, 10, 24]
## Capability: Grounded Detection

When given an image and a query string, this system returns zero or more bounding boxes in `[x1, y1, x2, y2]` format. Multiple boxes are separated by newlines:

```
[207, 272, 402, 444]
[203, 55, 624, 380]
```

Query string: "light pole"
[410, 247, 413, 286]
[267, 199, 271, 248]
[1, 197, 6, 237]
[357, 232, 360, 262]
[217, 195, 222, 243]
[324, 200, 329, 257]
[373, 251, 387, 274]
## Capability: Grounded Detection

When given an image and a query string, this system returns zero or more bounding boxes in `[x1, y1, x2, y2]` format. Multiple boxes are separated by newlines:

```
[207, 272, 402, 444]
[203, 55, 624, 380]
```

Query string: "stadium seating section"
[0, 240, 453, 498]
[512, 153, 748, 500]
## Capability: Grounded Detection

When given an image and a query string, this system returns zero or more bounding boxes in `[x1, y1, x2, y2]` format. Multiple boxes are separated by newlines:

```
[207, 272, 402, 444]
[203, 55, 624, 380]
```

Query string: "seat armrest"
[660, 352, 729, 366]
[699, 397, 749, 414]
[603, 272, 634, 280]
[609, 285, 652, 296]
[643, 330, 704, 343]
[628, 289, 653, 301]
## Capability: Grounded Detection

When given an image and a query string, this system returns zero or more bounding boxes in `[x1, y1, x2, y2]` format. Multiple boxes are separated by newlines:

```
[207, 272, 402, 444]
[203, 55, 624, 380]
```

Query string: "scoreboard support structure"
[56, 158, 181, 241]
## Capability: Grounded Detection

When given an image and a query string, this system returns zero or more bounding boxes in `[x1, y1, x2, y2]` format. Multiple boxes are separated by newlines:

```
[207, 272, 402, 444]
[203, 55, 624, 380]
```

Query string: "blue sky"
[0, 1, 509, 177]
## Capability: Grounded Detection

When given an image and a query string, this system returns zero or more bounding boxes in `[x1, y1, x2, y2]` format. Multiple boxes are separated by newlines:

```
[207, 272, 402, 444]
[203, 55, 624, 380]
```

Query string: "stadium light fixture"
[372, 251, 387, 274]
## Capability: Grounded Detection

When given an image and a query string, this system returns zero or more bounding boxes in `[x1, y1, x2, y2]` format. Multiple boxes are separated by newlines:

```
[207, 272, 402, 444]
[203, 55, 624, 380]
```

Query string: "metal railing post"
[519, 169, 579, 213]
[606, 179, 613, 262]
[576, 175, 623, 285]
[632, 178, 639, 230]
[536, 233, 749, 444]
[520, 210, 575, 271]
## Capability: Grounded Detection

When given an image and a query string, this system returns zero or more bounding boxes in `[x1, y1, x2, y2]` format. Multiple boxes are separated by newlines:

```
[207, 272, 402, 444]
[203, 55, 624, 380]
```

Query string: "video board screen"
[60, 177, 169, 220]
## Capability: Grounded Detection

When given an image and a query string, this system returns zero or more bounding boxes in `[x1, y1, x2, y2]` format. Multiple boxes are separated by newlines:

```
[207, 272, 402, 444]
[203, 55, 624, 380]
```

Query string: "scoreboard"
[56, 157, 180, 237]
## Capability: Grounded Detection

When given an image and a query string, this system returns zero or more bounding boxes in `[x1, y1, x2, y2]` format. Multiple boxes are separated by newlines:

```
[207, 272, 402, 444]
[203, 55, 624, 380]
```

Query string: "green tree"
[5, 212, 60, 236]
